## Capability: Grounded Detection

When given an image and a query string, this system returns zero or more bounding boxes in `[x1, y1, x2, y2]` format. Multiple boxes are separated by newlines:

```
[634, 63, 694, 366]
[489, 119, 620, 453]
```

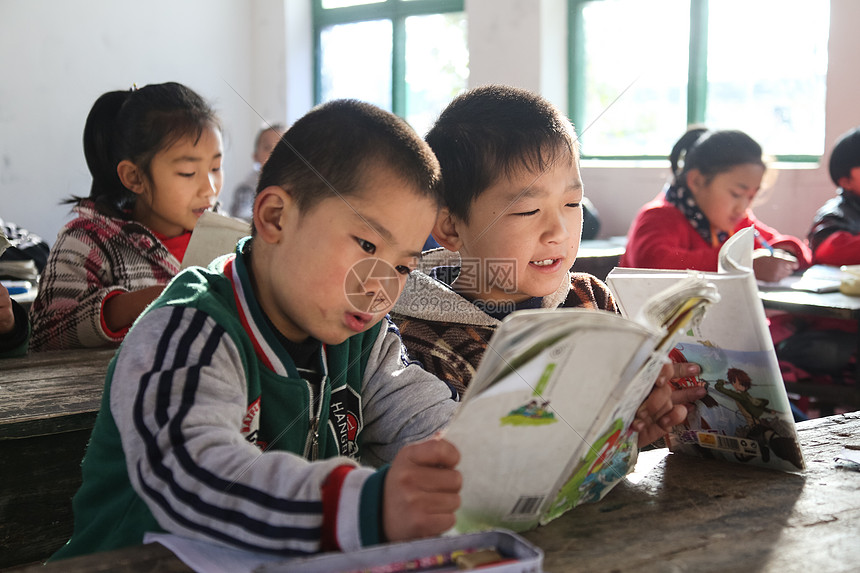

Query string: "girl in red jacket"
[621, 128, 811, 281]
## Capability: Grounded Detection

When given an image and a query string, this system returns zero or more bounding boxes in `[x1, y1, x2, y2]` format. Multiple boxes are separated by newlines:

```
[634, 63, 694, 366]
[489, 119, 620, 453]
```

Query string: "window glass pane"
[706, 0, 829, 157]
[405, 12, 469, 136]
[321, 0, 382, 9]
[320, 20, 393, 110]
[580, 0, 689, 156]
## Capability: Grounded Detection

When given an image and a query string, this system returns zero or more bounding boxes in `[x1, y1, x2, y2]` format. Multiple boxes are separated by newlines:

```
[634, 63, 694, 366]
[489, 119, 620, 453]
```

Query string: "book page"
[444, 309, 658, 533]
[607, 228, 805, 472]
[181, 210, 251, 270]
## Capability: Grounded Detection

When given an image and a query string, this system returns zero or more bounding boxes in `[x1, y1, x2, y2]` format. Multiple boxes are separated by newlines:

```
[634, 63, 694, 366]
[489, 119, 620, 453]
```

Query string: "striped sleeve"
[358, 317, 459, 468]
[111, 305, 367, 555]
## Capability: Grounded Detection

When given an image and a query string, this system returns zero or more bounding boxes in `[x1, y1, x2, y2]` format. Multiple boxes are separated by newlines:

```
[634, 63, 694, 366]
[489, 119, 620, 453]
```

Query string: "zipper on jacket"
[305, 346, 329, 461]
[305, 381, 324, 461]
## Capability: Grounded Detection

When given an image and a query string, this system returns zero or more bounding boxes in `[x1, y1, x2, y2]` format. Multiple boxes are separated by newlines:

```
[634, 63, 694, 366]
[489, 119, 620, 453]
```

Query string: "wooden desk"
[759, 289, 860, 322]
[759, 289, 860, 412]
[523, 411, 860, 572]
[13, 412, 860, 573]
[0, 348, 115, 569]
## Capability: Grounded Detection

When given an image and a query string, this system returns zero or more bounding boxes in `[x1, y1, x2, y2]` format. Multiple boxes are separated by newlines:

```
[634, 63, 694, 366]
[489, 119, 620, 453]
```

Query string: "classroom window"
[314, 0, 468, 137]
[568, 0, 830, 161]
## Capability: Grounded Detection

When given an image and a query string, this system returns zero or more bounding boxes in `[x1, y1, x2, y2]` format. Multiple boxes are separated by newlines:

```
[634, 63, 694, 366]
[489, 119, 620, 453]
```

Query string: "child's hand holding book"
[382, 435, 462, 542]
[632, 361, 708, 447]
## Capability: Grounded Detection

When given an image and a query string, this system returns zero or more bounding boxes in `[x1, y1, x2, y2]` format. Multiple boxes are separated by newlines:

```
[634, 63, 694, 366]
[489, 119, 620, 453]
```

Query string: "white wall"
[0, 0, 283, 244]
[2, 0, 858, 245]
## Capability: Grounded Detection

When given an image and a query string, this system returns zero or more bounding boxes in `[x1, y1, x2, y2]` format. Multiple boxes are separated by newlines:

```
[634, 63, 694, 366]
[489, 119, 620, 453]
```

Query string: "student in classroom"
[389, 85, 703, 432]
[808, 125, 860, 265]
[29, 82, 224, 351]
[228, 122, 286, 221]
[620, 127, 812, 281]
[51, 99, 690, 561]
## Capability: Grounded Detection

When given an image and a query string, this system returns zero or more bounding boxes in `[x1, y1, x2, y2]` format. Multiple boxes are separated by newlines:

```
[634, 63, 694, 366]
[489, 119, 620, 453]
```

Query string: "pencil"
[754, 229, 775, 255]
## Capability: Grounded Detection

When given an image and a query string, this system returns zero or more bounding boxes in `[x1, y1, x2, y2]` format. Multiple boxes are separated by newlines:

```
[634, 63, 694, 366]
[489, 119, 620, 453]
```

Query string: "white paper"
[181, 210, 251, 269]
[143, 532, 284, 573]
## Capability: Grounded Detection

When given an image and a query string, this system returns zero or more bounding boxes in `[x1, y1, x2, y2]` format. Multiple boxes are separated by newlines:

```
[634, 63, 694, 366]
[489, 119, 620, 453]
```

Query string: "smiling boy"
[391, 85, 615, 396]
[52, 100, 462, 560]
[390, 85, 699, 441]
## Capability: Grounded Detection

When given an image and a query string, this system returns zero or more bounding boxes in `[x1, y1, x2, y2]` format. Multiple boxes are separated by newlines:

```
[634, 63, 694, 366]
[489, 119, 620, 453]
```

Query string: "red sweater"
[620, 192, 812, 271]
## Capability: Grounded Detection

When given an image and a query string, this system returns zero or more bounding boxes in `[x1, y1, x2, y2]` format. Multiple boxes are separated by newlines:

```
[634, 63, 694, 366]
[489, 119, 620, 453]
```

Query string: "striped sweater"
[52, 239, 457, 560]
[29, 200, 180, 351]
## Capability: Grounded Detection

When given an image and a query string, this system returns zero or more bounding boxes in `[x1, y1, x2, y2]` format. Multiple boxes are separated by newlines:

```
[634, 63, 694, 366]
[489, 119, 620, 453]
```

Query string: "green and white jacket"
[53, 238, 458, 560]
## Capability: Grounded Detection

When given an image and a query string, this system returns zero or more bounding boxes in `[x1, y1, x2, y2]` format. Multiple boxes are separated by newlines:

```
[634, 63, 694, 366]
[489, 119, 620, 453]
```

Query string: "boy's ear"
[253, 185, 293, 243]
[116, 160, 147, 195]
[431, 207, 464, 252]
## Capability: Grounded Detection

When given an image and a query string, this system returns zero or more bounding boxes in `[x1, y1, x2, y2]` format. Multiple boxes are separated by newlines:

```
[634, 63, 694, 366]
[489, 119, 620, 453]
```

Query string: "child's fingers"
[405, 437, 460, 469]
[672, 385, 707, 405]
[409, 466, 463, 494]
[658, 404, 689, 431]
[668, 361, 701, 380]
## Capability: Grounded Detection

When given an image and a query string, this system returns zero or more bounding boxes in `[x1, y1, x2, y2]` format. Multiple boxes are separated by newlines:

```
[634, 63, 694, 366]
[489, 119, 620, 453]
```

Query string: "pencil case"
[254, 529, 543, 573]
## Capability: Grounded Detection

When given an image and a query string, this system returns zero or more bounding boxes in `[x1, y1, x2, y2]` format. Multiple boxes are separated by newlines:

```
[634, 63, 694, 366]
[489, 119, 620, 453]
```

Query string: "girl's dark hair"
[425, 85, 578, 222]
[257, 99, 440, 215]
[70, 82, 220, 215]
[670, 127, 765, 187]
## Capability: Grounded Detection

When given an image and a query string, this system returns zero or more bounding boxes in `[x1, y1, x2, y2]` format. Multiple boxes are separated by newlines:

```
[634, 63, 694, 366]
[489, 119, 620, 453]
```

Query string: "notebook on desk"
[757, 264, 843, 293]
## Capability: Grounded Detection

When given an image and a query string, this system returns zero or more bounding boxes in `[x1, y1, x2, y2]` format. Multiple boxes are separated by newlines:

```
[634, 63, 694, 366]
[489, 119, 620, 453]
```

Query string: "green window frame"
[313, 0, 465, 118]
[568, 0, 825, 162]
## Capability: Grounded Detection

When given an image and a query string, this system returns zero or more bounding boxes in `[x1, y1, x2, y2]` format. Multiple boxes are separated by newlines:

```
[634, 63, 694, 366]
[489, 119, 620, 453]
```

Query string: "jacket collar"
[393, 248, 571, 325]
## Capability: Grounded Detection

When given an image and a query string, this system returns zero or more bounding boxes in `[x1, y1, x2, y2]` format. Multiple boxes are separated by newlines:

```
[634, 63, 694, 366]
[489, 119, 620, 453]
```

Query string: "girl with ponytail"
[620, 127, 810, 280]
[30, 82, 223, 350]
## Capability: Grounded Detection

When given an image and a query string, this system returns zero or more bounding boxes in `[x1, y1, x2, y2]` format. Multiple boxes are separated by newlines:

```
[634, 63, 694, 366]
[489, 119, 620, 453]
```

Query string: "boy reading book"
[53, 98, 690, 561]
[391, 85, 703, 444]
[52, 100, 464, 560]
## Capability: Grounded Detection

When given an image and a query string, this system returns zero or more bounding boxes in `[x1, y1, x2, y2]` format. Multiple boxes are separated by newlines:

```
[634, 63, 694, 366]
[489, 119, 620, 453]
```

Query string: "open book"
[442, 274, 719, 533]
[607, 227, 805, 474]
[181, 210, 251, 270]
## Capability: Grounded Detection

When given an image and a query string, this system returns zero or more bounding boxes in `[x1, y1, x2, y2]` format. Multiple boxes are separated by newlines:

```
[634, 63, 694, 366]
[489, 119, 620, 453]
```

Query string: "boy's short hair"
[829, 126, 860, 187]
[256, 99, 441, 217]
[425, 85, 578, 222]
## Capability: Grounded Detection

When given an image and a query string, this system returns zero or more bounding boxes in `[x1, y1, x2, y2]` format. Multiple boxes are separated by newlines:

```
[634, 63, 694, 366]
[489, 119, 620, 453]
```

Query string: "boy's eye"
[179, 172, 195, 178]
[514, 209, 539, 217]
[357, 238, 376, 254]
[565, 202, 581, 208]
[395, 265, 412, 276]
[211, 166, 221, 173]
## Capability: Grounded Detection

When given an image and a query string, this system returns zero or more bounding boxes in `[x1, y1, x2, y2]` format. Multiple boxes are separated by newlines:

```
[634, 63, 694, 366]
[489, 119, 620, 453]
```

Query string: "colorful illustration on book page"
[501, 362, 558, 427]
[667, 345, 804, 471]
[541, 418, 636, 524]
